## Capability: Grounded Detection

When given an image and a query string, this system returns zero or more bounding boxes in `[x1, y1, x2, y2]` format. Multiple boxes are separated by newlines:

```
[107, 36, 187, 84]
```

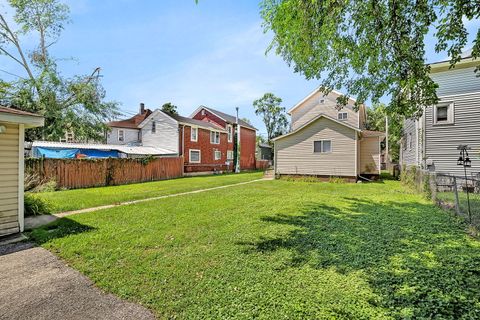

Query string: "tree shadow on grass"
[28, 217, 95, 245]
[239, 197, 480, 318]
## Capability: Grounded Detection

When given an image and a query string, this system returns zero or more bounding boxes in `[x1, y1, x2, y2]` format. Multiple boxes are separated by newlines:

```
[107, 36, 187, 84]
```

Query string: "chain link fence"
[402, 167, 480, 228]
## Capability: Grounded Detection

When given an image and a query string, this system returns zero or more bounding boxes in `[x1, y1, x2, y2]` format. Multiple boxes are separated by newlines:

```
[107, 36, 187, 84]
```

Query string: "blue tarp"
[36, 147, 79, 159]
[79, 149, 119, 158]
[34, 147, 119, 159]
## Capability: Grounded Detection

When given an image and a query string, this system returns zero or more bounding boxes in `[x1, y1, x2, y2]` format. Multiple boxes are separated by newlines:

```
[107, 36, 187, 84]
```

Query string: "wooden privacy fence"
[26, 157, 184, 189]
[256, 160, 270, 170]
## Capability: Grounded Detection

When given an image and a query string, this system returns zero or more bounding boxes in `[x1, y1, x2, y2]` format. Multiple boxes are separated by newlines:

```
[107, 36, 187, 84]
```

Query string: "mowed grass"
[30, 180, 480, 319]
[29, 171, 263, 213]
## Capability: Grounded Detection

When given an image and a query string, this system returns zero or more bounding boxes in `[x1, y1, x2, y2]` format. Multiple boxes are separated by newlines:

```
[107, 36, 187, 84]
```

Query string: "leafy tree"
[261, 0, 479, 118]
[161, 102, 178, 115]
[241, 117, 251, 125]
[253, 93, 288, 141]
[0, 0, 119, 141]
[365, 104, 402, 162]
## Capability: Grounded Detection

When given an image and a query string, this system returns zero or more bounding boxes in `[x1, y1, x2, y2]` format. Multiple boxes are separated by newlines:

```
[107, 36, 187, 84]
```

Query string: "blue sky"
[1, 0, 479, 136]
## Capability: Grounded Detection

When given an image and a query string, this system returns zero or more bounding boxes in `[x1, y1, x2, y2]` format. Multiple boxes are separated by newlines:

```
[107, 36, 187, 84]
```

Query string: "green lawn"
[30, 179, 480, 319]
[30, 171, 263, 213]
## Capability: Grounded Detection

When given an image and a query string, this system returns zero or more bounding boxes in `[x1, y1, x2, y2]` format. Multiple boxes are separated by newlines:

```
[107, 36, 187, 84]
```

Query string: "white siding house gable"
[289, 90, 360, 131]
[139, 110, 179, 153]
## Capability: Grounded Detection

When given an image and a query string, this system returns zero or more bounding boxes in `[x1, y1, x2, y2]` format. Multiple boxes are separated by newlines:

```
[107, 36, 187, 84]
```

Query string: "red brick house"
[190, 106, 257, 170]
[104, 104, 257, 173]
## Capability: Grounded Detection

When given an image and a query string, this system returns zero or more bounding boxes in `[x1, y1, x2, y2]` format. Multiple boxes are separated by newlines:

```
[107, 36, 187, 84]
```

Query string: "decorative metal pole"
[235, 107, 241, 173]
[457, 145, 472, 223]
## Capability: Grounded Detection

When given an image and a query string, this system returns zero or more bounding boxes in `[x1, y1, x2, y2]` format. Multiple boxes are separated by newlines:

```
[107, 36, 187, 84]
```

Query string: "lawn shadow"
[28, 217, 96, 245]
[239, 197, 480, 318]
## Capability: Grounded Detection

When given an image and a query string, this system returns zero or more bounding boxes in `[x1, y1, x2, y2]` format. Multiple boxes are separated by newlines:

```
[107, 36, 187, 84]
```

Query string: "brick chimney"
[140, 103, 145, 114]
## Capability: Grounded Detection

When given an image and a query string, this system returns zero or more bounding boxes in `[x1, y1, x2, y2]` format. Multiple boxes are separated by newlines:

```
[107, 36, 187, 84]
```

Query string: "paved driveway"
[0, 242, 155, 320]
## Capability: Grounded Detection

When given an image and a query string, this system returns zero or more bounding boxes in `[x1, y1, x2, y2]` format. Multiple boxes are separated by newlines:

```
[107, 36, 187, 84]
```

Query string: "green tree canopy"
[261, 0, 479, 117]
[253, 93, 288, 141]
[0, 0, 119, 141]
[161, 102, 178, 115]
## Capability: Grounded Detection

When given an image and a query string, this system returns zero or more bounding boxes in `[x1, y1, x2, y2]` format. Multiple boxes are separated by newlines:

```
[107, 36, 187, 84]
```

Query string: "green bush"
[24, 194, 52, 216]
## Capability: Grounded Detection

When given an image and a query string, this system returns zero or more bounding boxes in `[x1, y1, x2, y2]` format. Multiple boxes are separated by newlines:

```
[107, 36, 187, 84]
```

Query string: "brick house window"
[227, 125, 233, 142]
[227, 150, 234, 160]
[210, 131, 220, 144]
[313, 140, 332, 153]
[189, 149, 201, 163]
[214, 150, 221, 160]
[191, 127, 198, 142]
[118, 129, 125, 142]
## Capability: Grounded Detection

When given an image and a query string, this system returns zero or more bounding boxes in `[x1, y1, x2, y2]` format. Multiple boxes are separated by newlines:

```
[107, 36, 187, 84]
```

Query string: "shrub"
[24, 194, 53, 216]
[32, 179, 57, 193]
[329, 176, 346, 184]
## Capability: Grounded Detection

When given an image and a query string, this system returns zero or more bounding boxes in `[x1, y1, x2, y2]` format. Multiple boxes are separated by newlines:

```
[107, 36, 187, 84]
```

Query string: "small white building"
[0, 106, 44, 237]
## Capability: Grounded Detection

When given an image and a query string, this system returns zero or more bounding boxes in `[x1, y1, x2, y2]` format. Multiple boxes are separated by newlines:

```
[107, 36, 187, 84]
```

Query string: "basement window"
[313, 140, 332, 153]
[227, 150, 234, 160]
[214, 150, 222, 160]
[189, 149, 201, 163]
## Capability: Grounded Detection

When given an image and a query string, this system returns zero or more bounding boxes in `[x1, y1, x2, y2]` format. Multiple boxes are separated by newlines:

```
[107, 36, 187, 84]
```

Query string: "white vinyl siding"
[424, 91, 480, 176]
[141, 112, 179, 153]
[107, 127, 140, 145]
[401, 118, 418, 167]
[0, 122, 20, 236]
[275, 117, 356, 176]
[431, 66, 480, 97]
[290, 91, 359, 130]
[360, 136, 381, 174]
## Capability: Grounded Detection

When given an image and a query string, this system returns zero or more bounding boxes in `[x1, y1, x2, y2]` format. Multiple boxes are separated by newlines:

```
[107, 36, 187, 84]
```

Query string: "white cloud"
[118, 22, 309, 130]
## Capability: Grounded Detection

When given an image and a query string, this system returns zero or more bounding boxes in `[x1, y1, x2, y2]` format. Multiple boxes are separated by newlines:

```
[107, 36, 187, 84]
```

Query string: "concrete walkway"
[55, 178, 266, 218]
[0, 242, 155, 320]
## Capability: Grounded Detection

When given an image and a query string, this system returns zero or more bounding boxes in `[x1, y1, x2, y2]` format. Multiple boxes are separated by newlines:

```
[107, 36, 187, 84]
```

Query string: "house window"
[66, 132, 74, 143]
[338, 112, 348, 120]
[191, 127, 198, 142]
[214, 150, 222, 160]
[227, 125, 233, 142]
[434, 102, 454, 124]
[407, 133, 412, 150]
[151, 121, 156, 133]
[313, 140, 332, 153]
[189, 149, 201, 163]
[210, 131, 220, 144]
[118, 129, 125, 142]
[227, 150, 234, 160]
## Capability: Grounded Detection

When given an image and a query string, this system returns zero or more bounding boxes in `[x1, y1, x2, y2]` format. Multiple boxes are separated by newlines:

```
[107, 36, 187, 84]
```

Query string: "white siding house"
[0, 107, 43, 237]
[139, 110, 179, 154]
[400, 55, 480, 176]
[274, 88, 384, 180]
